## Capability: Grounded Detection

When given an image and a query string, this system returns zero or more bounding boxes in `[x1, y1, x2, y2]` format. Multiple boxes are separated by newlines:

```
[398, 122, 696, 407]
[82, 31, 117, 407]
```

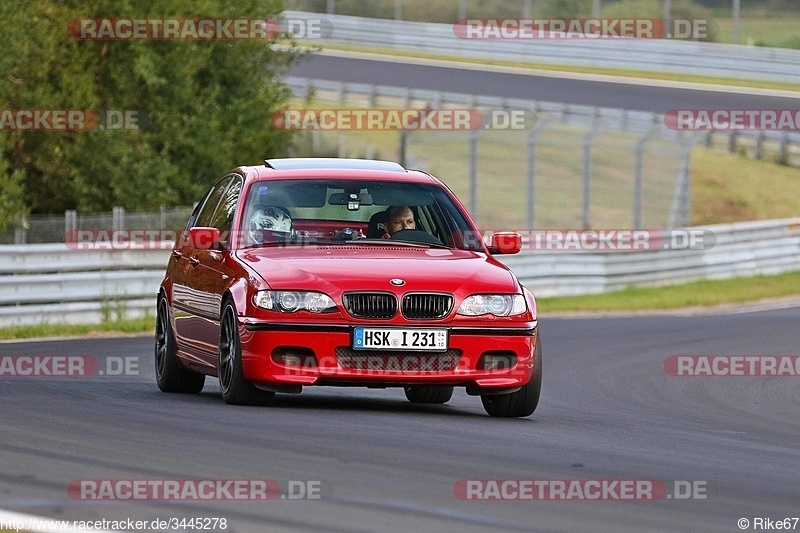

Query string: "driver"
[385, 206, 416, 235]
[248, 206, 293, 244]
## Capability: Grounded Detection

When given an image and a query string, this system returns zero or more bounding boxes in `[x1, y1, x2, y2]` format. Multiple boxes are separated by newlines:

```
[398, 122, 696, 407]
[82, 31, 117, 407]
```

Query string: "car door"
[190, 174, 244, 366]
[172, 175, 232, 362]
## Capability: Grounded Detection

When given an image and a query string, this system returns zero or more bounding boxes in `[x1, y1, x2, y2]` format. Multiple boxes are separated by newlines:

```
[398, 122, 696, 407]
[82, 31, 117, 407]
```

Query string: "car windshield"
[238, 179, 481, 250]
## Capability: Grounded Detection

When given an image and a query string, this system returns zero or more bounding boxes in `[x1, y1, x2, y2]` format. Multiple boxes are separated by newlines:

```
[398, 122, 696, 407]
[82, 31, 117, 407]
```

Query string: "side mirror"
[188, 227, 222, 250]
[489, 232, 522, 255]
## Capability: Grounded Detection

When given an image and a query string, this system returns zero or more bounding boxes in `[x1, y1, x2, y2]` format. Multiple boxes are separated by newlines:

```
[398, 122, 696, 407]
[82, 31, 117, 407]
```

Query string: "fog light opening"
[271, 347, 317, 368]
[477, 352, 518, 371]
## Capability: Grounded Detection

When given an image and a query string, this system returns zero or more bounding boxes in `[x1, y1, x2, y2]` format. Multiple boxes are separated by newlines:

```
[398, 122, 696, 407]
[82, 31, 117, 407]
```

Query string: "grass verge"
[2, 272, 799, 341]
[0, 316, 154, 341]
[537, 270, 800, 313]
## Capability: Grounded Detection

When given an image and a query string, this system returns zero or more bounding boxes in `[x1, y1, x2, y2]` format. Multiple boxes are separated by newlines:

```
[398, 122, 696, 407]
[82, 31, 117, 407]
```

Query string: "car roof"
[240, 158, 438, 185]
[265, 158, 405, 172]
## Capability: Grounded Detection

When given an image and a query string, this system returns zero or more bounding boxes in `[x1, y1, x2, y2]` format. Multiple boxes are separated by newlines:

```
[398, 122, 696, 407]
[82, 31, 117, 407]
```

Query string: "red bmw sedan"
[156, 158, 541, 417]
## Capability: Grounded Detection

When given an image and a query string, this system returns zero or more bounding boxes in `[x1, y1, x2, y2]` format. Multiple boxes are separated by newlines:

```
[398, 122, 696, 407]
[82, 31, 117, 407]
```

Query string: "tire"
[155, 297, 205, 393]
[404, 385, 454, 404]
[481, 334, 542, 418]
[218, 299, 275, 406]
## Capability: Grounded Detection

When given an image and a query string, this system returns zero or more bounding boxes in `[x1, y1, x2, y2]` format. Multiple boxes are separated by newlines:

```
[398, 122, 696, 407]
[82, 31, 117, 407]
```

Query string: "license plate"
[353, 328, 448, 351]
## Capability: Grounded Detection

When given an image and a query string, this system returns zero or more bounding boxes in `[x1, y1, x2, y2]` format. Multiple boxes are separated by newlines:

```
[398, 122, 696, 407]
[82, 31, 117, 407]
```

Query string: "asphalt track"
[289, 52, 800, 112]
[1, 307, 799, 532]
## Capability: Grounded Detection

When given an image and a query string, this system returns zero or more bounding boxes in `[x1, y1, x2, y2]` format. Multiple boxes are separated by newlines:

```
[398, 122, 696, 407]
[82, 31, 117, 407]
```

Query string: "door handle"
[172, 250, 183, 259]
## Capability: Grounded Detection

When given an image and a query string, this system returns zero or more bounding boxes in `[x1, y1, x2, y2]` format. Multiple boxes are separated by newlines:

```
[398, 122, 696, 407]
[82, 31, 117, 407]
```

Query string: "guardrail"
[284, 10, 800, 84]
[1, 218, 798, 327]
[0, 244, 171, 327]
[503, 218, 800, 297]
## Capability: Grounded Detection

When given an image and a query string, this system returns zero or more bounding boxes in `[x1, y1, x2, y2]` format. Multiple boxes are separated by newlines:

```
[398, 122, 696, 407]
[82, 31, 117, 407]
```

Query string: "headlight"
[253, 291, 336, 313]
[457, 294, 527, 317]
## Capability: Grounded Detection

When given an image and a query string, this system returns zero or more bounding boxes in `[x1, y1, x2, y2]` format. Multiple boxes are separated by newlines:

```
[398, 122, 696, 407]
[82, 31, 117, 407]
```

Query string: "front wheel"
[481, 335, 542, 418]
[155, 297, 205, 393]
[404, 385, 453, 404]
[218, 300, 275, 406]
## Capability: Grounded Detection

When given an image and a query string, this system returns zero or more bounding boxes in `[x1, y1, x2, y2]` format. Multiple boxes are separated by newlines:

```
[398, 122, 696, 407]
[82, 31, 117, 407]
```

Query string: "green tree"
[0, 0, 299, 215]
[0, 145, 27, 232]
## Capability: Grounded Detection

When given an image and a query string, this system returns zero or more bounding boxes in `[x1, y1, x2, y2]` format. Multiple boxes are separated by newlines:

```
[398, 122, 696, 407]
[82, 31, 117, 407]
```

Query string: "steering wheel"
[389, 229, 444, 246]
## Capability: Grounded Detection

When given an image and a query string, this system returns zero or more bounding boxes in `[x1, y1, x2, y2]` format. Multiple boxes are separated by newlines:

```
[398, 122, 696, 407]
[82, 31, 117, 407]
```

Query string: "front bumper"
[238, 320, 537, 391]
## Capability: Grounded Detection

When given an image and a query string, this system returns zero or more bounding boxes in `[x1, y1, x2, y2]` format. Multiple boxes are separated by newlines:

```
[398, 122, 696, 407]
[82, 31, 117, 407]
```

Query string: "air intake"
[343, 293, 398, 319]
[401, 293, 453, 320]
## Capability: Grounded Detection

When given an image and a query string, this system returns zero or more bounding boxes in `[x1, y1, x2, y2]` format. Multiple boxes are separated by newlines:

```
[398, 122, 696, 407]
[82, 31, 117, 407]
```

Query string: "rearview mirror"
[188, 227, 221, 250]
[489, 232, 522, 255]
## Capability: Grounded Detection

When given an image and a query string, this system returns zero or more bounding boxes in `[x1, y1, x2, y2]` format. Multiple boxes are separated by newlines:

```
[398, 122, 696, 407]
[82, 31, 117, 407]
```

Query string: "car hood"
[236, 245, 518, 296]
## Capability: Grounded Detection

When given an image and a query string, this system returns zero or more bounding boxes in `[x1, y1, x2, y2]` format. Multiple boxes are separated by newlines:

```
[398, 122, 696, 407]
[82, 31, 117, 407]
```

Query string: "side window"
[209, 175, 243, 236]
[184, 190, 211, 232]
[194, 176, 234, 228]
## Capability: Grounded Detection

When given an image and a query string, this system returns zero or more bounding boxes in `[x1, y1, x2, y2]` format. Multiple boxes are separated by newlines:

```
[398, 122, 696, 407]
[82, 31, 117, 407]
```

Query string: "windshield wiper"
[239, 241, 300, 250]
[350, 239, 454, 250]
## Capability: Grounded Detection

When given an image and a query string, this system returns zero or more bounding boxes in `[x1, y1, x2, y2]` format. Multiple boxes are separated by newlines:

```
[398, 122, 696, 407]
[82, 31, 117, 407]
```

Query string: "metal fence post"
[326, 0, 335, 14]
[469, 129, 478, 219]
[398, 130, 408, 167]
[755, 131, 764, 160]
[633, 115, 659, 229]
[582, 111, 602, 230]
[394, 0, 402, 20]
[667, 138, 693, 229]
[368, 84, 377, 107]
[112, 206, 125, 231]
[526, 129, 537, 231]
[14, 216, 27, 245]
[65, 210, 77, 240]
[780, 132, 789, 164]
[681, 139, 692, 227]
[526, 112, 554, 230]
